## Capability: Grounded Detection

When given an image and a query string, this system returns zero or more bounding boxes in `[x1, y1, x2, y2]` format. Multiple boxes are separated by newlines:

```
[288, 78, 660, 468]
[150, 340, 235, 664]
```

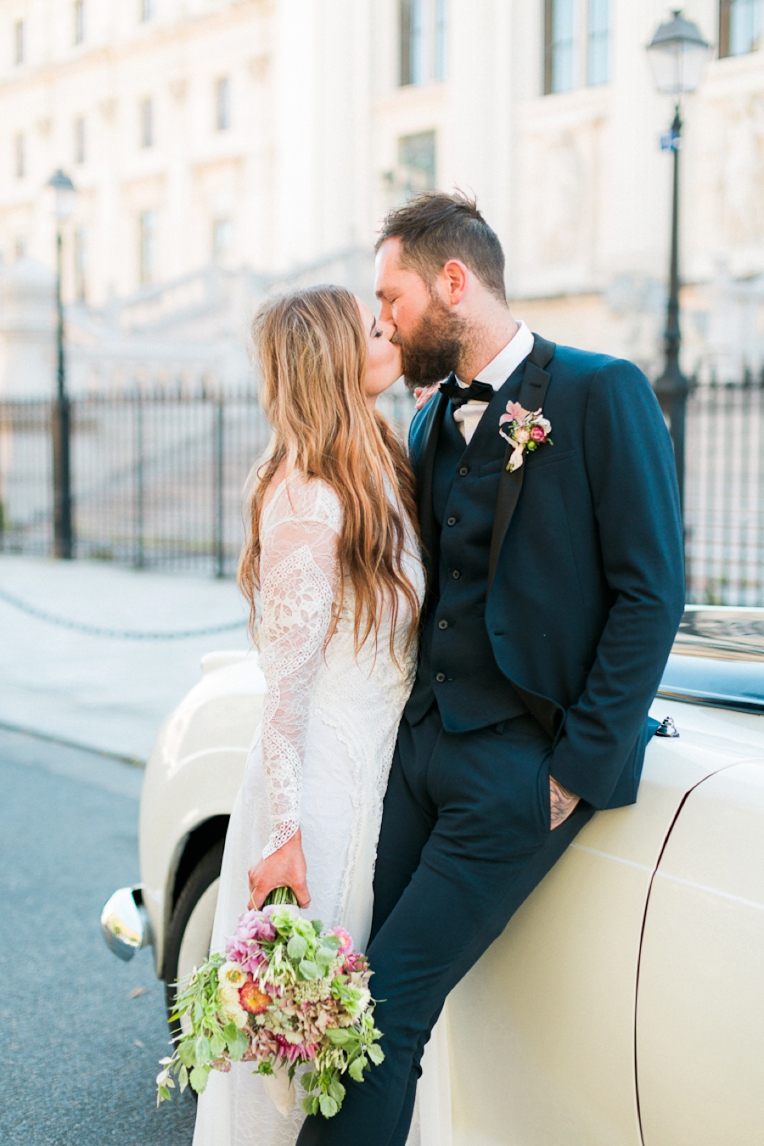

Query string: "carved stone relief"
[517, 117, 601, 279]
[720, 94, 764, 245]
[537, 129, 586, 264]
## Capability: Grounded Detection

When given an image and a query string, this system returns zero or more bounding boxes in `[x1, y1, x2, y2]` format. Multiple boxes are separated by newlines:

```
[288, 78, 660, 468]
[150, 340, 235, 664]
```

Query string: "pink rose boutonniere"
[499, 401, 553, 472]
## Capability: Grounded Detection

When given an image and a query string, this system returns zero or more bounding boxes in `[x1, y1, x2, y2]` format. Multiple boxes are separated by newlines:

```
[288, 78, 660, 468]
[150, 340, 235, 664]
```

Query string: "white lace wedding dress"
[193, 473, 451, 1146]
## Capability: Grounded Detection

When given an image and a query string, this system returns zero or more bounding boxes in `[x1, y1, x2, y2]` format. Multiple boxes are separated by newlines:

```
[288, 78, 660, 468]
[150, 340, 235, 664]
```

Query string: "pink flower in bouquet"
[237, 907, 277, 944]
[343, 952, 368, 973]
[530, 425, 547, 442]
[329, 927, 354, 955]
[275, 1035, 318, 1065]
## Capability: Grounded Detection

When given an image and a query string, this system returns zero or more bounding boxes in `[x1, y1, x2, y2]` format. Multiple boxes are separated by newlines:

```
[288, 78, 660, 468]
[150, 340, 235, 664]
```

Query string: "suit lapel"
[487, 335, 556, 590]
[416, 391, 447, 593]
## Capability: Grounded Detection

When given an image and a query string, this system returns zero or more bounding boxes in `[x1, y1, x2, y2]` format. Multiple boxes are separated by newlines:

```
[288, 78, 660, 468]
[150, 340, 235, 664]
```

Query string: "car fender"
[139, 653, 264, 975]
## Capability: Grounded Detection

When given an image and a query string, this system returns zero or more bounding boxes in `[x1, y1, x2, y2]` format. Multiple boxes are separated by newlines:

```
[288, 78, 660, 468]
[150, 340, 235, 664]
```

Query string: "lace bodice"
[257, 472, 422, 858]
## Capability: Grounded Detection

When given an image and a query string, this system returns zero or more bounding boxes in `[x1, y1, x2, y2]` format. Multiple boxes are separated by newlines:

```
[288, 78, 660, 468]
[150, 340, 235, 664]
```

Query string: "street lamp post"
[47, 169, 77, 559]
[647, 11, 710, 513]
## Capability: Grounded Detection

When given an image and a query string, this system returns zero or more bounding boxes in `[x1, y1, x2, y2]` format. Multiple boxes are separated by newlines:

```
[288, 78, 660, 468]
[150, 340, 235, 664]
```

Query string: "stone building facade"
[1, 0, 763, 393]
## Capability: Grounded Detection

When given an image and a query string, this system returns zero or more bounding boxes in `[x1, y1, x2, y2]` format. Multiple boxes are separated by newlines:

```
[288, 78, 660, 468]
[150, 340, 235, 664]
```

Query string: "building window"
[140, 98, 154, 148]
[140, 0, 154, 20]
[400, 0, 423, 85]
[74, 0, 85, 45]
[215, 77, 230, 131]
[588, 0, 609, 85]
[720, 0, 763, 57]
[544, 0, 611, 94]
[399, 0, 447, 86]
[139, 210, 157, 284]
[14, 20, 24, 65]
[399, 130, 436, 193]
[435, 0, 448, 80]
[212, 218, 232, 263]
[14, 134, 25, 179]
[545, 0, 576, 94]
[74, 117, 86, 164]
[74, 227, 87, 302]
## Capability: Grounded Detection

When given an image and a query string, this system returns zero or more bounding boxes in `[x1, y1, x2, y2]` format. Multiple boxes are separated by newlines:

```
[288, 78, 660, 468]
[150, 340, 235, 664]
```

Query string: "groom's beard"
[395, 295, 469, 389]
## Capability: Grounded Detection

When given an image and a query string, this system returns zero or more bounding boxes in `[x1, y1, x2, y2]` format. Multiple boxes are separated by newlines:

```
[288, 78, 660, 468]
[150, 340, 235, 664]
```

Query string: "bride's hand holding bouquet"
[248, 829, 311, 910]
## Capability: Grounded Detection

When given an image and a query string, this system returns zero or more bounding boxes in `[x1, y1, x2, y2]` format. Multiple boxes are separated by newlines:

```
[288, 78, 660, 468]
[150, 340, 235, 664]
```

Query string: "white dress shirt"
[453, 319, 534, 443]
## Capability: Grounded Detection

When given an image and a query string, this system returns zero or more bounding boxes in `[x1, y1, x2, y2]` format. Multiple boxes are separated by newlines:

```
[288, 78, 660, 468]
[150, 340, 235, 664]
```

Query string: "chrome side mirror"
[100, 885, 153, 962]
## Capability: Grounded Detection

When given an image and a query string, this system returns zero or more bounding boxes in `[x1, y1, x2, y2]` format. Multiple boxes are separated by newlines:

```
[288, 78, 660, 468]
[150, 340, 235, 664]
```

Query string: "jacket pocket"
[537, 752, 552, 833]
[524, 447, 577, 473]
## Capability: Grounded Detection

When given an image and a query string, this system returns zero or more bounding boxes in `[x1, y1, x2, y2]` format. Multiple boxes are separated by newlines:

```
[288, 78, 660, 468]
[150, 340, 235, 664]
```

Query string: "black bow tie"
[438, 373, 495, 409]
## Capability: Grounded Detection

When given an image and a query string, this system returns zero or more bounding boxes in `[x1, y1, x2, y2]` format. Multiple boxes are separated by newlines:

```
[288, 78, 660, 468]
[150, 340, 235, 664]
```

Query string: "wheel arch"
[163, 814, 229, 974]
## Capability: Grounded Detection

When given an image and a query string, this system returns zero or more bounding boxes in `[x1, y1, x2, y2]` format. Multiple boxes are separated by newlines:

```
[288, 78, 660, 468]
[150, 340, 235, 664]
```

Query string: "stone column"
[0, 258, 56, 398]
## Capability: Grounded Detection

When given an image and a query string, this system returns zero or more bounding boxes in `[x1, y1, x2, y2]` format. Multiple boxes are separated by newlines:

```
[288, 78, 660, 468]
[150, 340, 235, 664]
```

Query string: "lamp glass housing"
[647, 13, 711, 96]
[47, 169, 77, 223]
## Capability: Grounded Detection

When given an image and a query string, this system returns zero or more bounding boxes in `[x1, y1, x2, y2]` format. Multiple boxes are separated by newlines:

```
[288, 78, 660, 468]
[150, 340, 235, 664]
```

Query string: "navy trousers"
[296, 704, 594, 1146]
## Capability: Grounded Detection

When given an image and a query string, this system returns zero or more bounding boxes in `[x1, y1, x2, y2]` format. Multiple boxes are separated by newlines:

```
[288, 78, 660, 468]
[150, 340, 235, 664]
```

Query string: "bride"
[193, 285, 435, 1146]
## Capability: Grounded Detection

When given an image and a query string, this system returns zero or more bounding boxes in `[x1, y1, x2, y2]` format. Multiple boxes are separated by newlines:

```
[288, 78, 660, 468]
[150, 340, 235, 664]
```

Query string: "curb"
[0, 720, 146, 769]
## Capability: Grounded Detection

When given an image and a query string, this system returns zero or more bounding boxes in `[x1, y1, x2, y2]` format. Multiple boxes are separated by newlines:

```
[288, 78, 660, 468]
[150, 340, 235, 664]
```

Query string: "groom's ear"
[441, 259, 470, 308]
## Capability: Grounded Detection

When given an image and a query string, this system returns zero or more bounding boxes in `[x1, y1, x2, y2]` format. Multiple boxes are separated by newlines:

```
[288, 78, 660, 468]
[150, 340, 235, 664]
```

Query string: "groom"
[297, 192, 685, 1145]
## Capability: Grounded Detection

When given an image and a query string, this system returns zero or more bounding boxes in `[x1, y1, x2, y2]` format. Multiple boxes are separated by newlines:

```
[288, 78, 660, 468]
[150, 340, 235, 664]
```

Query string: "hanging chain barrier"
[0, 583, 246, 640]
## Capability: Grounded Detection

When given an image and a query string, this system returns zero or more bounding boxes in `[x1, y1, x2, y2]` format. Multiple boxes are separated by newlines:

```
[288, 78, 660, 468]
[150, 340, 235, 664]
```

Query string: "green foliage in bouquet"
[301, 1009, 385, 1118]
[156, 953, 249, 1103]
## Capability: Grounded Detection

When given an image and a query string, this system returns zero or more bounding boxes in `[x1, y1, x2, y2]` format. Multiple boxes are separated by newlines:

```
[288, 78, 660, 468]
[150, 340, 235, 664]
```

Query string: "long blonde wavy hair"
[238, 285, 421, 658]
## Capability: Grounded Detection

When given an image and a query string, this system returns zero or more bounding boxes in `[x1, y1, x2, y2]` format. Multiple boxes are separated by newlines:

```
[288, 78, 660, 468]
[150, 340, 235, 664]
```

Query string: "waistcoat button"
[435, 672, 446, 683]
[446, 516, 457, 526]
[438, 619, 449, 630]
[452, 570, 461, 579]
[458, 466, 469, 476]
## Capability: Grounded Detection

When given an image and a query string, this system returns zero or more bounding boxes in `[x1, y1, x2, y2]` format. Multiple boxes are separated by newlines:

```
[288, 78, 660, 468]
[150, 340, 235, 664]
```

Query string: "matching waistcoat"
[406, 368, 528, 731]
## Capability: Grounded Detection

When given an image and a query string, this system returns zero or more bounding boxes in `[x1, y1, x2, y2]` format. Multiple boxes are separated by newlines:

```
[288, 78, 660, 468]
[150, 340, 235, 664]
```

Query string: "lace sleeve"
[257, 477, 342, 858]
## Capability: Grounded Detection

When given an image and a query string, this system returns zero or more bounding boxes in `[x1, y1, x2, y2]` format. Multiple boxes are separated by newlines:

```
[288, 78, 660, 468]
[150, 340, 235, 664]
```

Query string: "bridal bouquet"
[156, 890, 384, 1118]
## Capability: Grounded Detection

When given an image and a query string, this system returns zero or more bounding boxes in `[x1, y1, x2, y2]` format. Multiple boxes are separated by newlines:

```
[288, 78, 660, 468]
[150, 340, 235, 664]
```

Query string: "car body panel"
[447, 700, 762, 1146]
[636, 759, 764, 1146]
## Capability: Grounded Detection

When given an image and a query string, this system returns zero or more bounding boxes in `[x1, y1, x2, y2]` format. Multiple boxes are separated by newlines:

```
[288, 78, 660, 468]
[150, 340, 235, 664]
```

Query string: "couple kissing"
[192, 191, 685, 1146]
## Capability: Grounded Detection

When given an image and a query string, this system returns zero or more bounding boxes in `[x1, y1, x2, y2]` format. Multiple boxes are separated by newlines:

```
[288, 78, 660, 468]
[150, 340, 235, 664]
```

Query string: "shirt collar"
[458, 320, 534, 391]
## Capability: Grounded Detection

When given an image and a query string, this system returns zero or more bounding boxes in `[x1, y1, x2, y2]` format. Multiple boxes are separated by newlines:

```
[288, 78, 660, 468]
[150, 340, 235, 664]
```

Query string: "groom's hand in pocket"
[248, 828, 311, 910]
[549, 776, 580, 830]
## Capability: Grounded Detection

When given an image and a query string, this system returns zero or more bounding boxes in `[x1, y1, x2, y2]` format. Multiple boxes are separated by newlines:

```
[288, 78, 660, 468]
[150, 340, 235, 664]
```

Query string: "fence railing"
[2, 380, 763, 603]
[684, 376, 764, 607]
[0, 386, 416, 578]
[0, 391, 269, 576]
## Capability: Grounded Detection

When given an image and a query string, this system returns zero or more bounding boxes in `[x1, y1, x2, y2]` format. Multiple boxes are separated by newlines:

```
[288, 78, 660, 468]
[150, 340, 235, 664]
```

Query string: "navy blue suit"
[296, 337, 685, 1146]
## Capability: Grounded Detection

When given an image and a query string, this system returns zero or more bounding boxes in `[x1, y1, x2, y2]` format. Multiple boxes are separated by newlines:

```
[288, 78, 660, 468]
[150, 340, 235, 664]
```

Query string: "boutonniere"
[499, 402, 553, 472]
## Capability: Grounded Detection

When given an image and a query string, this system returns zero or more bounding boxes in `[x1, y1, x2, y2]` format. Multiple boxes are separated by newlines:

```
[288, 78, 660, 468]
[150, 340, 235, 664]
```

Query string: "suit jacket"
[408, 336, 685, 810]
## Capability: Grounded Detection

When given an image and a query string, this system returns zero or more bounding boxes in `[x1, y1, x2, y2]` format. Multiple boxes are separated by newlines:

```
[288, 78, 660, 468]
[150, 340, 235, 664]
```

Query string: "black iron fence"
[1, 380, 763, 602]
[684, 376, 764, 607]
[0, 387, 415, 578]
[0, 391, 271, 576]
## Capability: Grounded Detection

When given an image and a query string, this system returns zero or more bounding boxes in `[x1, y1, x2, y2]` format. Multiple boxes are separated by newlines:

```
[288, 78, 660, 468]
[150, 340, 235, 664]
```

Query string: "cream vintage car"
[101, 606, 764, 1146]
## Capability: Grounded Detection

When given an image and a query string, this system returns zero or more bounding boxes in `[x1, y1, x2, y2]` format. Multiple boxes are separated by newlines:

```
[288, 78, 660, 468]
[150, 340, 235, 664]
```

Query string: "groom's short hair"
[376, 191, 507, 304]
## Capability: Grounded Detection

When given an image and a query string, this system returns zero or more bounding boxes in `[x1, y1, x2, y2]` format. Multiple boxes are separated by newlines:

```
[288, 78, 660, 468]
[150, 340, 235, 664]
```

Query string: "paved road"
[0, 727, 196, 1146]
